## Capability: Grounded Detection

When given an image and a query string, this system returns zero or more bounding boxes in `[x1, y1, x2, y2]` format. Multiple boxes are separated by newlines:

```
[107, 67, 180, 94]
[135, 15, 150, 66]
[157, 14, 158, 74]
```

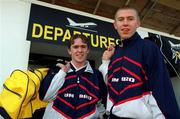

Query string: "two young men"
[40, 7, 180, 119]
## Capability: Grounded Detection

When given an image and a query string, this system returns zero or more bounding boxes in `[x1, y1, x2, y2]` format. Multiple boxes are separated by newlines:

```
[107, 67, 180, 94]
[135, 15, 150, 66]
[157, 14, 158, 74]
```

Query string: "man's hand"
[102, 45, 115, 60]
[56, 61, 70, 72]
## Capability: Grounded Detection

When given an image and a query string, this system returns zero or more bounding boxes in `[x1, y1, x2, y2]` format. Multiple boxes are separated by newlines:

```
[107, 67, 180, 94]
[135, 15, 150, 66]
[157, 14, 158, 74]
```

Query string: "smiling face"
[114, 8, 140, 39]
[68, 36, 89, 68]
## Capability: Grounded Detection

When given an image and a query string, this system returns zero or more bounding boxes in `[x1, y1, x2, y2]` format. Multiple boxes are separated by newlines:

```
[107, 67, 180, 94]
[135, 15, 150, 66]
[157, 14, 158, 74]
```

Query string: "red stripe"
[108, 74, 113, 80]
[108, 56, 148, 81]
[56, 96, 75, 109]
[108, 82, 143, 95]
[124, 56, 148, 80]
[124, 56, 142, 68]
[115, 91, 151, 106]
[58, 84, 77, 94]
[81, 76, 99, 90]
[112, 57, 123, 65]
[76, 98, 98, 110]
[108, 57, 123, 70]
[113, 67, 121, 73]
[79, 84, 98, 99]
[52, 105, 72, 119]
[107, 83, 119, 95]
[76, 84, 98, 109]
[143, 91, 151, 95]
[118, 82, 143, 95]
[122, 66, 142, 81]
[65, 75, 77, 80]
[141, 69, 148, 80]
[108, 67, 121, 80]
[109, 97, 116, 104]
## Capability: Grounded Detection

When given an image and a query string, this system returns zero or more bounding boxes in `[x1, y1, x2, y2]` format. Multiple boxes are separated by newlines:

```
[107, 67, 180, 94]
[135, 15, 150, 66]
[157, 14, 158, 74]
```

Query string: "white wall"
[172, 77, 180, 107]
[0, 0, 3, 92]
[0, 0, 31, 92]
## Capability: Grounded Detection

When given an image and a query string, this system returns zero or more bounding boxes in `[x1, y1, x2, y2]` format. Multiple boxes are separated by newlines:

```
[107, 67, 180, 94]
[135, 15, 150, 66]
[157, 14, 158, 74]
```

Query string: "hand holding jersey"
[102, 45, 115, 61]
[56, 61, 70, 73]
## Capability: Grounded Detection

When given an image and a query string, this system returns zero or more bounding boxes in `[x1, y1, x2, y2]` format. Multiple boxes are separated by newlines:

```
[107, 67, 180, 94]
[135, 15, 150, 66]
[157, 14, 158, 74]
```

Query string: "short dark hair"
[68, 34, 89, 49]
[114, 6, 140, 20]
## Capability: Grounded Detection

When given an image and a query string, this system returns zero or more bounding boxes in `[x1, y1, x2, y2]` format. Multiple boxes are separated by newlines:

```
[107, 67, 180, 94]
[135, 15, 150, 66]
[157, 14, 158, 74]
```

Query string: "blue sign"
[27, 4, 120, 50]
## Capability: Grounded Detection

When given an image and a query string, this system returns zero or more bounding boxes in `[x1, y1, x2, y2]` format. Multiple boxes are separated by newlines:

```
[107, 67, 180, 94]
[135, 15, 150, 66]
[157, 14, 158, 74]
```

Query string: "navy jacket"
[39, 62, 107, 119]
[100, 32, 180, 119]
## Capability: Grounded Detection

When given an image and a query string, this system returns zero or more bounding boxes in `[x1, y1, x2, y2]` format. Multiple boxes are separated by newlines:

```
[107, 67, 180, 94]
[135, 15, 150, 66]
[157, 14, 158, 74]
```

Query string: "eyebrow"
[71, 44, 87, 47]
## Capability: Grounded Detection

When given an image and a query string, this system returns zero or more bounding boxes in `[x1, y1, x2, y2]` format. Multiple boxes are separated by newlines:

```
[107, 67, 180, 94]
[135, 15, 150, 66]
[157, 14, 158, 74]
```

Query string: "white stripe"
[106, 94, 165, 119]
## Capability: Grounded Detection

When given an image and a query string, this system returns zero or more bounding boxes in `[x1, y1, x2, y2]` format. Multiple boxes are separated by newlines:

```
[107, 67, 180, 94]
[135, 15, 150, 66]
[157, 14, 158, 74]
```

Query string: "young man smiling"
[99, 7, 180, 119]
[39, 34, 107, 119]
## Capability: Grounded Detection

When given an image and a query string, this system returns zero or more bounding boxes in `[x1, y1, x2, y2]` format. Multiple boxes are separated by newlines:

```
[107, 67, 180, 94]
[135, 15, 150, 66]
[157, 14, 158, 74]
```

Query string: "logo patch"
[111, 78, 119, 82]
[121, 77, 135, 82]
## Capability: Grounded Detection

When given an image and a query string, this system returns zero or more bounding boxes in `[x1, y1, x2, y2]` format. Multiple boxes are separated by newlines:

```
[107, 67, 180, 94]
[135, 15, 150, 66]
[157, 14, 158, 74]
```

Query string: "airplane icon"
[168, 40, 180, 51]
[168, 40, 180, 63]
[67, 18, 97, 28]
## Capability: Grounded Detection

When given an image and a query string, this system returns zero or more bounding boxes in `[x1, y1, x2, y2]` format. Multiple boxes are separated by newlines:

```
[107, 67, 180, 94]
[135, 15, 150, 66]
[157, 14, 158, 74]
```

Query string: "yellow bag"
[0, 68, 49, 119]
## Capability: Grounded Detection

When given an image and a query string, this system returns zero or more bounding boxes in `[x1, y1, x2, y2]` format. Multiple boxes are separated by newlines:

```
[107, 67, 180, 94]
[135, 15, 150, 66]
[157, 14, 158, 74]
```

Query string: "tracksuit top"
[39, 61, 107, 119]
[99, 32, 180, 119]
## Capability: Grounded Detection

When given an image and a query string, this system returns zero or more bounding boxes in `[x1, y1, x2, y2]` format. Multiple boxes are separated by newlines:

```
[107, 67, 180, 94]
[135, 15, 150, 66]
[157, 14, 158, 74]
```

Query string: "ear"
[86, 49, 90, 54]
[137, 20, 141, 28]
[68, 49, 71, 55]
[113, 21, 117, 30]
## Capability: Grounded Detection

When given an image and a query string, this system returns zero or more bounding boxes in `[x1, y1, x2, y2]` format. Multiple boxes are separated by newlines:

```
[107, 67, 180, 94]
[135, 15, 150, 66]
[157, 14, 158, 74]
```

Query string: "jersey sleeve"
[39, 66, 66, 101]
[143, 40, 180, 119]
[98, 60, 110, 83]
[98, 69, 107, 107]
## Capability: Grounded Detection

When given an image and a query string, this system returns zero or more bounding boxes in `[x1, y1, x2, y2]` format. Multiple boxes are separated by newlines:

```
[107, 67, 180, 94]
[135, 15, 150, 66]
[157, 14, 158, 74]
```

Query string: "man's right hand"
[102, 45, 115, 60]
[56, 61, 70, 72]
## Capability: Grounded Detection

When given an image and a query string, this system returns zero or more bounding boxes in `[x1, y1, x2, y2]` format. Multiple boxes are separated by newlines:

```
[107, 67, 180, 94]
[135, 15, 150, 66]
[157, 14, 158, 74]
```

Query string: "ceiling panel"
[38, 0, 180, 37]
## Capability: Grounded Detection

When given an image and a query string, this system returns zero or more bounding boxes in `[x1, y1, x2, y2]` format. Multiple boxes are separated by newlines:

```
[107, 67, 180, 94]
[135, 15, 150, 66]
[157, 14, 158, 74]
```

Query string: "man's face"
[114, 9, 140, 39]
[68, 38, 89, 67]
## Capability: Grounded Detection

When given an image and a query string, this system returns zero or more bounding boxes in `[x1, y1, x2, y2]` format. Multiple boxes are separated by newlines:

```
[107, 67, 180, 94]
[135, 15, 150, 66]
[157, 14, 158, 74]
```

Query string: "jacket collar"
[68, 61, 93, 74]
[118, 32, 141, 47]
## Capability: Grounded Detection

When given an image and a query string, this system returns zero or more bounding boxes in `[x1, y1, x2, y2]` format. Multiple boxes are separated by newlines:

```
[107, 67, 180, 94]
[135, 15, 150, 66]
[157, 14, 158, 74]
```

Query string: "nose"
[123, 19, 128, 25]
[77, 47, 83, 52]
